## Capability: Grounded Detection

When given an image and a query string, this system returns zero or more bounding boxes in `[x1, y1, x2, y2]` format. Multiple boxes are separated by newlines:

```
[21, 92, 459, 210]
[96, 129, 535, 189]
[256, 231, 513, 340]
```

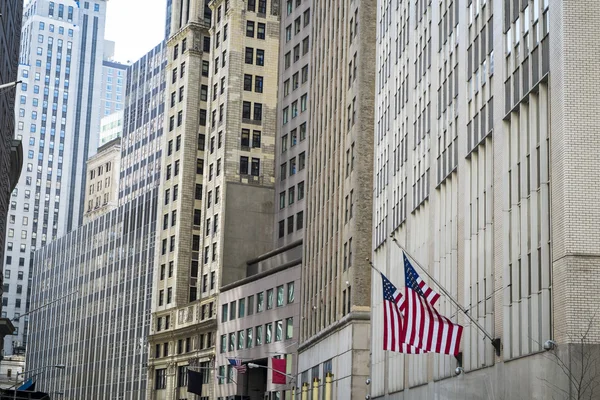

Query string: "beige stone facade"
[148, 0, 281, 399]
[83, 138, 121, 223]
[298, 1, 376, 399]
[370, 0, 600, 398]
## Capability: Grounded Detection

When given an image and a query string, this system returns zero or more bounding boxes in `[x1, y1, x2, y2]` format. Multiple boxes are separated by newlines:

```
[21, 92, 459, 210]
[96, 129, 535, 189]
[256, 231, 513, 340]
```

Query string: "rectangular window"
[275, 320, 283, 341]
[257, 291, 264, 312]
[287, 282, 295, 303]
[240, 156, 249, 174]
[286, 317, 294, 339]
[256, 325, 263, 346]
[221, 304, 228, 322]
[246, 327, 253, 348]
[245, 47, 254, 64]
[238, 298, 245, 318]
[277, 285, 284, 307]
[265, 323, 273, 344]
[247, 295, 254, 315]
[266, 288, 274, 310]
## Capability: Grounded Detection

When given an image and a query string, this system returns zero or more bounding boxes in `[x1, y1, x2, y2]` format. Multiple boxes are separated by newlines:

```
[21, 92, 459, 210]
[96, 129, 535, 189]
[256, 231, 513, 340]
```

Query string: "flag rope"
[389, 236, 501, 356]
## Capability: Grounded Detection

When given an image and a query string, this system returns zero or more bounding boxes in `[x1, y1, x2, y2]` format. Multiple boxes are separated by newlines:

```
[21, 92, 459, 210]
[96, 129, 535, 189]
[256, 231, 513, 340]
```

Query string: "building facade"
[147, 0, 281, 398]
[2, 0, 108, 356]
[83, 137, 121, 223]
[0, 0, 24, 352]
[297, 1, 376, 399]
[99, 110, 124, 146]
[370, 0, 600, 399]
[274, 0, 311, 248]
[216, 242, 301, 400]
[27, 187, 158, 400]
[26, 40, 168, 399]
[100, 59, 127, 118]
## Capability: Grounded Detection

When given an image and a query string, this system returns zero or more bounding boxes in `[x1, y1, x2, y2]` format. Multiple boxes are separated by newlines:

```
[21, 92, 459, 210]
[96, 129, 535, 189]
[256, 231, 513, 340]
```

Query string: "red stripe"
[383, 300, 389, 350]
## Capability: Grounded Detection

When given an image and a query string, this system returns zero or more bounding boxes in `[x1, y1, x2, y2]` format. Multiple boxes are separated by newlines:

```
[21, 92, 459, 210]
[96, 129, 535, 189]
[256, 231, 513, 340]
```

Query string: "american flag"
[381, 273, 425, 354]
[228, 358, 247, 373]
[402, 254, 463, 355]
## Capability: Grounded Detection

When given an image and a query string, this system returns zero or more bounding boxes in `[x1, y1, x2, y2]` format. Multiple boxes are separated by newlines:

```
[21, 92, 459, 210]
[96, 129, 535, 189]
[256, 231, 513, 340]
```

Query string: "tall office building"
[27, 41, 166, 399]
[274, 0, 311, 247]
[100, 58, 127, 117]
[297, 1, 376, 399]
[0, 0, 24, 346]
[369, 0, 600, 398]
[147, 0, 280, 398]
[2, 0, 108, 356]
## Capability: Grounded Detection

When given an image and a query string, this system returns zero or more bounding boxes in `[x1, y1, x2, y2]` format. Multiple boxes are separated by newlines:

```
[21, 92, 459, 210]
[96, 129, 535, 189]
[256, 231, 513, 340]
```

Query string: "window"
[287, 282, 295, 303]
[277, 285, 284, 307]
[241, 129, 250, 147]
[278, 220, 285, 238]
[246, 327, 253, 348]
[244, 74, 252, 91]
[238, 330, 244, 349]
[243, 101, 252, 119]
[218, 366, 225, 384]
[247, 295, 254, 315]
[266, 288, 274, 310]
[245, 47, 254, 64]
[254, 103, 263, 121]
[239, 298, 245, 318]
[177, 366, 188, 388]
[255, 76, 263, 93]
[220, 334, 227, 353]
[265, 323, 273, 343]
[230, 300, 237, 320]
[256, 49, 265, 66]
[286, 317, 294, 339]
[240, 156, 249, 174]
[221, 304, 228, 322]
[279, 192, 286, 209]
[229, 332, 235, 351]
[257, 291, 264, 312]
[297, 211, 304, 230]
[251, 158, 260, 176]
[257, 23, 266, 39]
[246, 21, 255, 37]
[276, 320, 283, 341]
[256, 325, 263, 346]
[155, 369, 167, 390]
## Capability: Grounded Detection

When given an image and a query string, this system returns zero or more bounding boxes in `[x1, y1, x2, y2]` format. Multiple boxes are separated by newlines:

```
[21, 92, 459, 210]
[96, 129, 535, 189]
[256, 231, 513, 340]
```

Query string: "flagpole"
[390, 236, 501, 356]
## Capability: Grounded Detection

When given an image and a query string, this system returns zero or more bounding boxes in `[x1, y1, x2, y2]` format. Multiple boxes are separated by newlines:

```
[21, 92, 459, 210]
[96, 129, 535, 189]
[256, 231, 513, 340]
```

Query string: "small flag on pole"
[228, 358, 247, 373]
[402, 253, 463, 355]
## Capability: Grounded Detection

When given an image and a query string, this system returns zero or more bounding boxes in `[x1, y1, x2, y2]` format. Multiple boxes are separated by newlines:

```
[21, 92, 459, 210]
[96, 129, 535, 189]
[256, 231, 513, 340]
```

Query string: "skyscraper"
[297, 1, 376, 399]
[2, 0, 108, 356]
[27, 41, 167, 399]
[369, 0, 600, 398]
[0, 0, 24, 348]
[147, 0, 281, 397]
[274, 0, 311, 247]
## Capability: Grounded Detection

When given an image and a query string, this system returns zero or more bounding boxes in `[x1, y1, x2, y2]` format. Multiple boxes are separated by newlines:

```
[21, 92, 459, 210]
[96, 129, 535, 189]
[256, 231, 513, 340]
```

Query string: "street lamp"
[247, 363, 296, 382]
[13, 364, 66, 400]
[0, 80, 22, 93]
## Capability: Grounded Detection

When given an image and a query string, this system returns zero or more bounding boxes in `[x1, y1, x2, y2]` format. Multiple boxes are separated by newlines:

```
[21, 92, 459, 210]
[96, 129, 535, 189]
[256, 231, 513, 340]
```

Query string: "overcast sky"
[105, 0, 166, 63]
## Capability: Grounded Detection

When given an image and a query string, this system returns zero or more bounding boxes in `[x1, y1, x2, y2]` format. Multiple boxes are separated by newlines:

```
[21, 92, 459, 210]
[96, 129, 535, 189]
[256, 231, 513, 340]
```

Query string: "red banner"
[271, 358, 287, 384]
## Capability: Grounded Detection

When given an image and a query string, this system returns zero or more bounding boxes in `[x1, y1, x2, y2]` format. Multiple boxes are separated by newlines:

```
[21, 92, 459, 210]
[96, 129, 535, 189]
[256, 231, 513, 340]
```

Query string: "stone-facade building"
[369, 0, 600, 399]
[0, 0, 23, 350]
[273, 0, 311, 248]
[83, 137, 121, 223]
[147, 0, 281, 398]
[297, 1, 376, 399]
[216, 242, 301, 400]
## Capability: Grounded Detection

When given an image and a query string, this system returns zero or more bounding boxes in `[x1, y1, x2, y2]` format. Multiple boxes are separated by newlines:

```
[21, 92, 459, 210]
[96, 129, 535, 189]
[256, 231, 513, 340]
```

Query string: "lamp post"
[247, 362, 296, 381]
[13, 364, 66, 400]
[0, 80, 22, 93]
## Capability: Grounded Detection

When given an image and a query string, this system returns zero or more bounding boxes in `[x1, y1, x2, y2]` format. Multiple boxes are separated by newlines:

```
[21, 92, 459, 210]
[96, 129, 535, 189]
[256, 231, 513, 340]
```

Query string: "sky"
[105, 0, 166, 64]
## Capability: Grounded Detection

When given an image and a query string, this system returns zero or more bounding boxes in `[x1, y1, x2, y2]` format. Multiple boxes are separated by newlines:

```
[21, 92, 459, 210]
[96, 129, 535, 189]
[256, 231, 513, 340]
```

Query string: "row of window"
[221, 282, 294, 323]
[281, 122, 307, 152]
[219, 317, 294, 355]
[36, 22, 74, 37]
[283, 36, 310, 69]
[283, 65, 309, 96]
[285, 0, 306, 16]
[277, 211, 304, 238]
[279, 181, 305, 209]
[1, 283, 24, 294]
[282, 94, 308, 124]
[2, 271, 24, 280]
[279, 152, 306, 179]
[284, 9, 310, 42]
